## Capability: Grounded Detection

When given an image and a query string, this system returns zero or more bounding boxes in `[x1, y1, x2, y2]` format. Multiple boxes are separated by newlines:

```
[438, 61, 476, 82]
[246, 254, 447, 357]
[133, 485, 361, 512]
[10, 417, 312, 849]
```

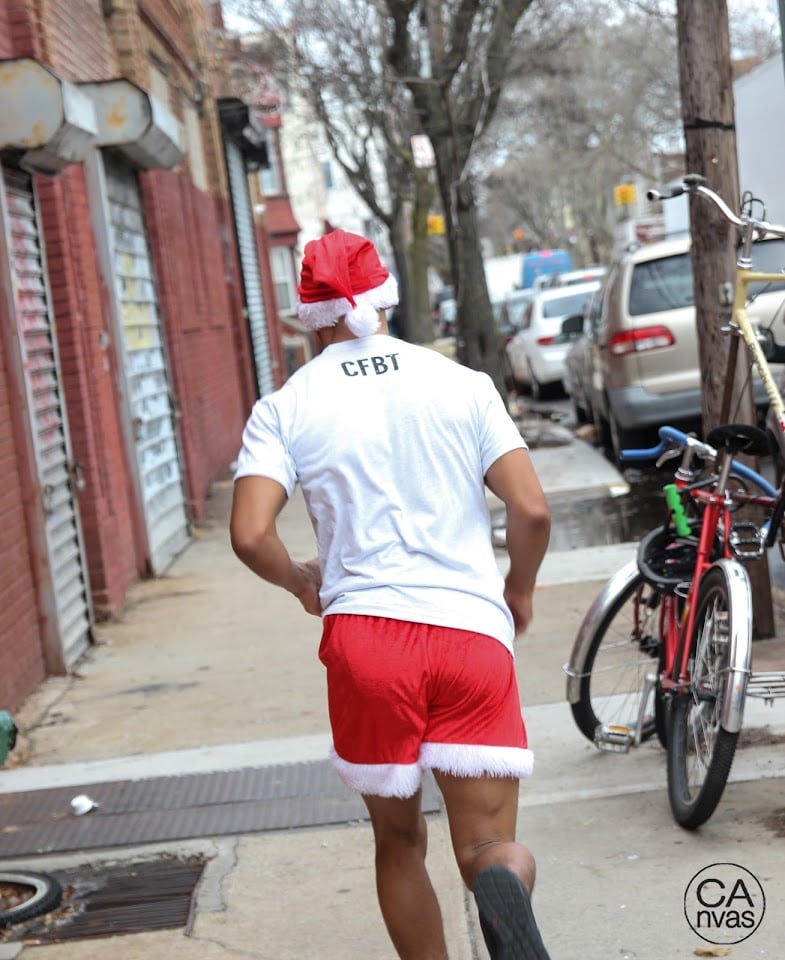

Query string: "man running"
[230, 228, 552, 959]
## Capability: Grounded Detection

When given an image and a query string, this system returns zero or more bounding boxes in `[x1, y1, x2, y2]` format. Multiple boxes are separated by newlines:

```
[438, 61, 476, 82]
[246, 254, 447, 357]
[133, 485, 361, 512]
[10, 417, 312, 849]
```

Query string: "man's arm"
[230, 476, 322, 616]
[485, 448, 551, 635]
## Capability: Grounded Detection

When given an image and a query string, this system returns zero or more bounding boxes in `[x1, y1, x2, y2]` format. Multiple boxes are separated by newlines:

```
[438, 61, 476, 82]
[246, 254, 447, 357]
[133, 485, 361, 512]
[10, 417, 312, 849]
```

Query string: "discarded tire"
[0, 871, 63, 927]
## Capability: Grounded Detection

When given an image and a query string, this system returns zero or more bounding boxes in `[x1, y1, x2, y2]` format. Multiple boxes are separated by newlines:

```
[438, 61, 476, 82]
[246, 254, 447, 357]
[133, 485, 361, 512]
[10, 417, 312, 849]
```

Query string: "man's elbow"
[230, 522, 265, 567]
[509, 497, 551, 536]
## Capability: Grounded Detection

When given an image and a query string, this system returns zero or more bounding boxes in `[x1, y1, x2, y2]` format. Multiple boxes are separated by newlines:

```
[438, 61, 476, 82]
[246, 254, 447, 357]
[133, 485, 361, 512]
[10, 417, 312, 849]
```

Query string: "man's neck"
[317, 314, 389, 347]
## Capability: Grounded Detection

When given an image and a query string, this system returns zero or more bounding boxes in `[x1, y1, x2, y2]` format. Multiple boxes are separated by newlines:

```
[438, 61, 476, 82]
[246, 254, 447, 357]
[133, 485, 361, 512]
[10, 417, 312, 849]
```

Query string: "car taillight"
[609, 326, 674, 356]
[536, 335, 556, 345]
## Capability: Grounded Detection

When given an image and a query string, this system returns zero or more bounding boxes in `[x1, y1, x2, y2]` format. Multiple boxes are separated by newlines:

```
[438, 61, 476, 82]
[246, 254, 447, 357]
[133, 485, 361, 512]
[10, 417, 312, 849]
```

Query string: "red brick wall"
[0, 322, 46, 712]
[2, 0, 41, 58]
[36, 168, 143, 618]
[141, 169, 254, 517]
[37, 0, 117, 80]
[0, 0, 283, 708]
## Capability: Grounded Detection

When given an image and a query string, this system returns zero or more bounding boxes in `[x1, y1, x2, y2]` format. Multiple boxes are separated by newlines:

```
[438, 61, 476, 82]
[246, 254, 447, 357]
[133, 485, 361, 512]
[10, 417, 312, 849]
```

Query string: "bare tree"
[478, 2, 682, 264]
[233, 0, 437, 343]
[382, 0, 537, 394]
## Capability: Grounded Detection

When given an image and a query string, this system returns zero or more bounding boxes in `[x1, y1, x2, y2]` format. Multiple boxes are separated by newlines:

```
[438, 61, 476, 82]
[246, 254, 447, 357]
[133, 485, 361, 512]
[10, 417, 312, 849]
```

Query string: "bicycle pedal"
[594, 723, 634, 753]
[730, 522, 765, 560]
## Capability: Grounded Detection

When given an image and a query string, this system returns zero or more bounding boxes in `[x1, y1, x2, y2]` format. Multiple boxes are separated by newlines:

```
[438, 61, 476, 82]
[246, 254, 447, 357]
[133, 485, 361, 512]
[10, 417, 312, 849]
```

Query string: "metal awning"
[217, 97, 269, 171]
[79, 80, 186, 169]
[0, 58, 97, 175]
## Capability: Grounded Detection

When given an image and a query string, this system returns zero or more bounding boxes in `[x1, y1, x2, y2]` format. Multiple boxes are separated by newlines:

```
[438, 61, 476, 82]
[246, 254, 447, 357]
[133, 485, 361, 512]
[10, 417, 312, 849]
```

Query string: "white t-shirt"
[235, 335, 526, 652]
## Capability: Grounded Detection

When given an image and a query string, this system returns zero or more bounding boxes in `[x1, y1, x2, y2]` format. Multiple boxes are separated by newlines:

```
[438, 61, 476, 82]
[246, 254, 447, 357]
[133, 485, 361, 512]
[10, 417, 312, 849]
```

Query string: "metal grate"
[1, 856, 205, 943]
[0, 760, 442, 859]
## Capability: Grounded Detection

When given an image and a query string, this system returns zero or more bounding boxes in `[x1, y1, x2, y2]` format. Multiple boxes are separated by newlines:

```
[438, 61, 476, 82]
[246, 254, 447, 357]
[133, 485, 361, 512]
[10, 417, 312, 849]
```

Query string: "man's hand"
[504, 583, 534, 636]
[231, 477, 323, 617]
[292, 558, 323, 616]
[485, 448, 551, 637]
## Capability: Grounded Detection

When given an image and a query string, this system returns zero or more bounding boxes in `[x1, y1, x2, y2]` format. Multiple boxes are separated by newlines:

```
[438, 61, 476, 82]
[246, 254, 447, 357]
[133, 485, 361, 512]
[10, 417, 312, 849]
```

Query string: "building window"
[271, 246, 296, 313]
[260, 132, 281, 195]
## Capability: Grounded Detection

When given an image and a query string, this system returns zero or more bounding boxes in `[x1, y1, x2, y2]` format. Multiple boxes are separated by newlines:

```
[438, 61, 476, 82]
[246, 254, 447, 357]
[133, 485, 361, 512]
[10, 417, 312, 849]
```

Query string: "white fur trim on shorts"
[329, 742, 534, 799]
[420, 742, 534, 779]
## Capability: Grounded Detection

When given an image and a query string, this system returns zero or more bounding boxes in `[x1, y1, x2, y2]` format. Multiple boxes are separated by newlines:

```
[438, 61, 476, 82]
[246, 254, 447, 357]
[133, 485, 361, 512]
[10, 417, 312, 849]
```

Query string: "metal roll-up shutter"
[2, 166, 92, 667]
[225, 140, 274, 397]
[103, 155, 190, 574]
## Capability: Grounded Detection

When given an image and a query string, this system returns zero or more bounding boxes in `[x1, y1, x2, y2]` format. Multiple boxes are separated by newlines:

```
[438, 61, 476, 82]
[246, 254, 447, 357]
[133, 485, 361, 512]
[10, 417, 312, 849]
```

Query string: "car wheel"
[598, 414, 613, 458]
[609, 414, 645, 462]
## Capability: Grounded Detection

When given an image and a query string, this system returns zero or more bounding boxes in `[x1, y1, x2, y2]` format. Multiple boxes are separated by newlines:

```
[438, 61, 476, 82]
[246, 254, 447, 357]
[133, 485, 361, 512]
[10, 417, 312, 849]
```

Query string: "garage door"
[103, 155, 190, 574]
[1, 165, 92, 668]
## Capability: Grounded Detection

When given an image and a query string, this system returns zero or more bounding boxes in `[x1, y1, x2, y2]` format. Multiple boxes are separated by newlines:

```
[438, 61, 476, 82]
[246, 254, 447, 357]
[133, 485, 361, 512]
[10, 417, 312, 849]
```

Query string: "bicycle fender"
[564, 560, 640, 704]
[712, 559, 753, 734]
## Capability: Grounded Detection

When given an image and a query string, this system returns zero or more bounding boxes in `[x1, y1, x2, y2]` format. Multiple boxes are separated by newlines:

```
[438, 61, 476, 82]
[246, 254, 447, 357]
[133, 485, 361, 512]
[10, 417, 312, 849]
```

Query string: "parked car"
[498, 287, 535, 336]
[583, 234, 785, 459]
[545, 265, 607, 289]
[563, 289, 602, 424]
[505, 281, 601, 399]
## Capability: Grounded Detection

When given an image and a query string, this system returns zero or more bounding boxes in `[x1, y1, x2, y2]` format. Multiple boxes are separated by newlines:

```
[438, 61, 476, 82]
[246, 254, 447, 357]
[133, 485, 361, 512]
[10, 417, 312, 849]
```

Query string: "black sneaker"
[474, 864, 551, 960]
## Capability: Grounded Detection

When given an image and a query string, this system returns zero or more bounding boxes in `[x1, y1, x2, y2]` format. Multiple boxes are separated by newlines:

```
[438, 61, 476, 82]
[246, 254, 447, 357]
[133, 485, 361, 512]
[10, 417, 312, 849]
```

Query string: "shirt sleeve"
[234, 394, 298, 496]
[476, 373, 527, 474]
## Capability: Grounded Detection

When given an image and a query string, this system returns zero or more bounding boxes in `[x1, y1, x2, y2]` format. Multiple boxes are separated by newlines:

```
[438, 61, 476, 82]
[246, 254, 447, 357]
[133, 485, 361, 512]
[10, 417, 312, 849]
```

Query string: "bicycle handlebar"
[647, 177, 785, 239]
[621, 425, 711, 462]
[621, 425, 778, 497]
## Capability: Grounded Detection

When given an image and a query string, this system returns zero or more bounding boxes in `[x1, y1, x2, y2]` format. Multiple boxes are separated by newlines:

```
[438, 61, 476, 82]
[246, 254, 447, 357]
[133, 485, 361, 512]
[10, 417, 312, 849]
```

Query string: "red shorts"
[319, 614, 533, 798]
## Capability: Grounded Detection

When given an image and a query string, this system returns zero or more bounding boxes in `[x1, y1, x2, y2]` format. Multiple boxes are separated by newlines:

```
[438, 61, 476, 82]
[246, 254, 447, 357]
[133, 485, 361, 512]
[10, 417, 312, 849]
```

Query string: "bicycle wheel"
[667, 565, 742, 829]
[570, 569, 666, 747]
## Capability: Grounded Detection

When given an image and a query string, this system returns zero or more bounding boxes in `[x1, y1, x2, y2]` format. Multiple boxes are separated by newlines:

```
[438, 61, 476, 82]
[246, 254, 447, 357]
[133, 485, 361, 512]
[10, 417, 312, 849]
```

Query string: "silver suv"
[583, 235, 785, 459]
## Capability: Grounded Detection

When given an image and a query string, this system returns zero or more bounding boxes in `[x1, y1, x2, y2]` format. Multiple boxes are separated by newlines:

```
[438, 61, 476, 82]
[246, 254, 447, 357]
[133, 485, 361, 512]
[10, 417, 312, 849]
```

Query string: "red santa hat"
[297, 229, 399, 337]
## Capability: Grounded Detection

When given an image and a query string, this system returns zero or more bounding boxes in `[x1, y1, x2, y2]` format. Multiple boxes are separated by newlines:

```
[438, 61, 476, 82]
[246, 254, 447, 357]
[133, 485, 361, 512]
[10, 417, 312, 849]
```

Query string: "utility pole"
[676, 0, 774, 636]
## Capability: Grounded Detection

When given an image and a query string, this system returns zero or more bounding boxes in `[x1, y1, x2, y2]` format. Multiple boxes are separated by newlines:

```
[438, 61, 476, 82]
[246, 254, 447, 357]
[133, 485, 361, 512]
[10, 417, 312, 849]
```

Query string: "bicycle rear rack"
[746, 670, 785, 703]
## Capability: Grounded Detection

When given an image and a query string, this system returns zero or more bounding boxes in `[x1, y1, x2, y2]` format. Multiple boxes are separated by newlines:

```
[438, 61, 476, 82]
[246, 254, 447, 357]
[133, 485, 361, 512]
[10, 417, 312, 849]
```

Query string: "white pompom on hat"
[297, 229, 399, 337]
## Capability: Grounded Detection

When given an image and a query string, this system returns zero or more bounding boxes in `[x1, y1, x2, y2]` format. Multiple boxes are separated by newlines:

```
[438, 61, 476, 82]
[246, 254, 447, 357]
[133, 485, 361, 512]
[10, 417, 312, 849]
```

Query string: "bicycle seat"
[705, 423, 770, 458]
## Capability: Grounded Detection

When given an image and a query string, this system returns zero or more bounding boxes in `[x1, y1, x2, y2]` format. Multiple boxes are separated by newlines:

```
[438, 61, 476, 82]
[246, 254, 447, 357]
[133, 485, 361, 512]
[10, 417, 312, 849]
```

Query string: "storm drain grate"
[0, 856, 205, 944]
[0, 759, 442, 858]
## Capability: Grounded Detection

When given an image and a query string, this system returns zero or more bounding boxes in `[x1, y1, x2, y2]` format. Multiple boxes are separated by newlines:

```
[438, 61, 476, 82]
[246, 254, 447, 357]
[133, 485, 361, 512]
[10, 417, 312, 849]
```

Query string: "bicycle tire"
[667, 566, 740, 829]
[570, 570, 666, 746]
[0, 871, 63, 927]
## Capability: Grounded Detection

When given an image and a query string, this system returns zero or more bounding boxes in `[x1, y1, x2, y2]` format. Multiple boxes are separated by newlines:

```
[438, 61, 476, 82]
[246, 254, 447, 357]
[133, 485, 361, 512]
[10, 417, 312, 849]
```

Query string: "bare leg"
[362, 790, 449, 960]
[433, 772, 550, 959]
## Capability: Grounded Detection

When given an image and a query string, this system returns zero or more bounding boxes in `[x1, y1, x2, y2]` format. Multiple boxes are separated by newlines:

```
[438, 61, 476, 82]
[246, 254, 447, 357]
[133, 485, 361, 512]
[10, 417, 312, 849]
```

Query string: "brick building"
[0, 0, 292, 710]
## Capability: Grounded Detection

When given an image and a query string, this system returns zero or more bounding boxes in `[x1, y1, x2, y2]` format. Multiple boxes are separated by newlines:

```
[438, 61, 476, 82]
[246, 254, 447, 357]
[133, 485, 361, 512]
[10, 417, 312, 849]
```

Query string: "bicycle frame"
[658, 482, 750, 729]
[564, 423, 769, 747]
[731, 265, 785, 436]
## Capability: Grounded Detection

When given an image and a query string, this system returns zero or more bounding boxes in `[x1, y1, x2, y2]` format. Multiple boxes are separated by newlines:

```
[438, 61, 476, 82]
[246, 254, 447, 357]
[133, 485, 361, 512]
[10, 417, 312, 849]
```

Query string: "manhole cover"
[1, 855, 206, 944]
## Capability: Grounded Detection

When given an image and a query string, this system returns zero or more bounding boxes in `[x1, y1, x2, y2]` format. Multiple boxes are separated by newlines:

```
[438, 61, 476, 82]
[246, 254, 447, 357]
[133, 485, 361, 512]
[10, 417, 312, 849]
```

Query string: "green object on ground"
[0, 710, 18, 766]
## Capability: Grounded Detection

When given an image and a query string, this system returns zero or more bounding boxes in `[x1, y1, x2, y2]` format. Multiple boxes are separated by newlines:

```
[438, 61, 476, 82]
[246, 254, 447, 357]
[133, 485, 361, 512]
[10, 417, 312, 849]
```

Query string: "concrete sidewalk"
[2, 434, 784, 959]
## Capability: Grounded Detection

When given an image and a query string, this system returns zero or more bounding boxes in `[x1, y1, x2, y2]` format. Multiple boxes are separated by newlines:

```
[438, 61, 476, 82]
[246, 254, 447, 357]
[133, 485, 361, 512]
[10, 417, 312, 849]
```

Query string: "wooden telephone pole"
[676, 0, 774, 637]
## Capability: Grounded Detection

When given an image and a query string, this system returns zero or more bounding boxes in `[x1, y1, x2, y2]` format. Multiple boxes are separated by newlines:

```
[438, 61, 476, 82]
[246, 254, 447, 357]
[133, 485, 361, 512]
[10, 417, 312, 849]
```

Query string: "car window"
[749, 239, 785, 297]
[629, 252, 694, 315]
[521, 303, 533, 330]
[541, 290, 593, 319]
